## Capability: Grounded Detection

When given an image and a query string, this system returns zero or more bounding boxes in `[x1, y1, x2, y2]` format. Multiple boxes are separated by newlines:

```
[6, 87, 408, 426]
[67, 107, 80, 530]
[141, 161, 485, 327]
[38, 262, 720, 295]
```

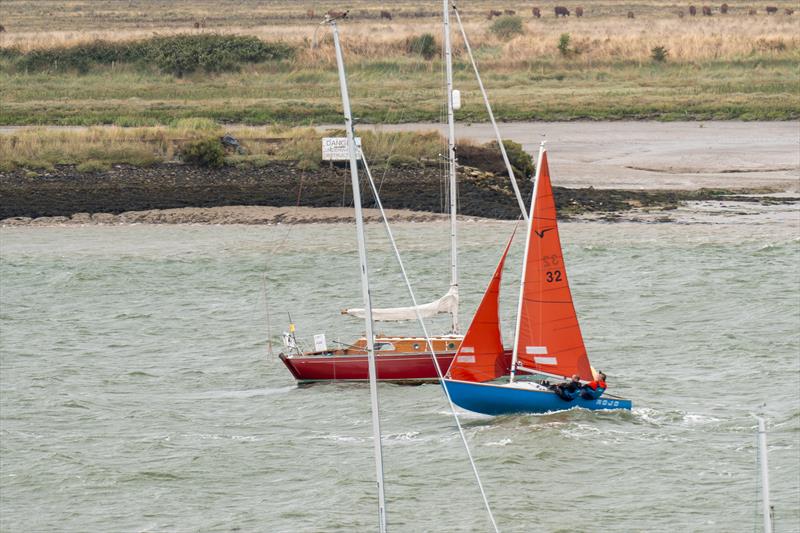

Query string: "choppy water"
[1, 204, 799, 532]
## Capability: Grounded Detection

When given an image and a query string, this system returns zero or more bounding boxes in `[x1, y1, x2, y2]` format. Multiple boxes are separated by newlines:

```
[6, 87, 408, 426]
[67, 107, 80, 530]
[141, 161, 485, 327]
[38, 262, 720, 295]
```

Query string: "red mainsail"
[515, 151, 593, 381]
[447, 232, 514, 382]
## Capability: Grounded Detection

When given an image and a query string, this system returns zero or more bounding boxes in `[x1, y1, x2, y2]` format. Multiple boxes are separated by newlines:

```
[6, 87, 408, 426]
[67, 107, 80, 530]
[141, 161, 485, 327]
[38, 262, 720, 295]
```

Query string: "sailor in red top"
[580, 371, 607, 400]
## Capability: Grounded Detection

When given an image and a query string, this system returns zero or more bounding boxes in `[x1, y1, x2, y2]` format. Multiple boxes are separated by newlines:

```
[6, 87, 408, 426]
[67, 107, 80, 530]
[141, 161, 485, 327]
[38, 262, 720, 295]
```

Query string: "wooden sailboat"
[443, 146, 632, 415]
[279, 2, 526, 383]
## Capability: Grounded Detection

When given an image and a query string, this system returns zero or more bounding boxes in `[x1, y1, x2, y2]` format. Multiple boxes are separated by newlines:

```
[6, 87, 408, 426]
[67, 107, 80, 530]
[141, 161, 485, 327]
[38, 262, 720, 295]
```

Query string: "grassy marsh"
[0, 1, 798, 125]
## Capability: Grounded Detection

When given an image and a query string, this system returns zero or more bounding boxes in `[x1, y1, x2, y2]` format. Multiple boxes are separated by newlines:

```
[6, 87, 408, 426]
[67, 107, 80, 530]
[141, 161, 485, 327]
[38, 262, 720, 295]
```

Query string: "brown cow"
[765, 6, 778, 14]
[720, 3, 728, 14]
[532, 7, 541, 18]
[380, 10, 392, 20]
[327, 10, 348, 19]
[627, 11, 635, 18]
[0, 24, 5, 32]
[554, 6, 570, 17]
[785, 8, 794, 15]
[748, 8, 757, 15]
[689, 5, 697, 15]
[575, 6, 584, 17]
[702, 6, 712, 15]
[306, 9, 314, 18]
[487, 9, 503, 19]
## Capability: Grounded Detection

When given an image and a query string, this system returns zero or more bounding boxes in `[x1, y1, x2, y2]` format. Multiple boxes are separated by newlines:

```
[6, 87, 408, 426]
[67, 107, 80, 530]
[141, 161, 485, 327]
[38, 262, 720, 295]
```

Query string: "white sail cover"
[343, 286, 458, 321]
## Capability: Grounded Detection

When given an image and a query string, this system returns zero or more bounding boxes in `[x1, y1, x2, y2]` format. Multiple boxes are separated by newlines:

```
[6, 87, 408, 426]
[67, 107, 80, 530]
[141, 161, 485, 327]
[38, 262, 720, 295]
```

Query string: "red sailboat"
[278, 3, 528, 383]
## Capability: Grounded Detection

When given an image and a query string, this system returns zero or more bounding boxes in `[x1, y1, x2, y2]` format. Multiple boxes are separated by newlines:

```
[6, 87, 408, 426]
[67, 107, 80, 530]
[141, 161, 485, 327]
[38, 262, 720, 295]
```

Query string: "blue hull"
[442, 379, 632, 415]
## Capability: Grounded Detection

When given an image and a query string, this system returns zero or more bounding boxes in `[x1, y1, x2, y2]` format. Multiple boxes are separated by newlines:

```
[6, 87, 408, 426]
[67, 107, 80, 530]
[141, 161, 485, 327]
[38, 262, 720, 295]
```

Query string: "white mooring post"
[755, 416, 773, 533]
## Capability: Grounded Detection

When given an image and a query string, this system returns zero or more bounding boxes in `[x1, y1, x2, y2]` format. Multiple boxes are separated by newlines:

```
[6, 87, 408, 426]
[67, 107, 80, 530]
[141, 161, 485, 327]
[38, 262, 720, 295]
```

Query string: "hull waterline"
[443, 379, 632, 415]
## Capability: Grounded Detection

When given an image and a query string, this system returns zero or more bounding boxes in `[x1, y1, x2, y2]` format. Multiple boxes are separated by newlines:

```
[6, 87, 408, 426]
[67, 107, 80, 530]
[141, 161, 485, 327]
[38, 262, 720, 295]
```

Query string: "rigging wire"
[358, 148, 500, 533]
[452, 5, 529, 221]
[261, 168, 309, 357]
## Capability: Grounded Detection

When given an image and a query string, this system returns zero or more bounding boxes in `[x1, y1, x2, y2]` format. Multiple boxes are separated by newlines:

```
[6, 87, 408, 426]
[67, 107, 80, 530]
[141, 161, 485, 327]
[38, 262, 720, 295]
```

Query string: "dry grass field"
[0, 0, 798, 125]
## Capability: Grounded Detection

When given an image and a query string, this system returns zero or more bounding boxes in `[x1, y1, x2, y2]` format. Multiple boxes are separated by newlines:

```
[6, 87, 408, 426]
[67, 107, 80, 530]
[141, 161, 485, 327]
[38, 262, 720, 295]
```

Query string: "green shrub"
[406, 34, 439, 60]
[0, 47, 23, 60]
[386, 154, 421, 168]
[13, 34, 295, 76]
[76, 160, 111, 172]
[490, 16, 524, 40]
[651, 45, 669, 63]
[501, 140, 534, 178]
[179, 137, 225, 167]
[558, 33, 572, 56]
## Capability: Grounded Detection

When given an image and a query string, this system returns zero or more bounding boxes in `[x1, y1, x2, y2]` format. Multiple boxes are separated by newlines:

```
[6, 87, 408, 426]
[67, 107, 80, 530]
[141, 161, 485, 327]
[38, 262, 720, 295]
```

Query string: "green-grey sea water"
[1, 205, 799, 532]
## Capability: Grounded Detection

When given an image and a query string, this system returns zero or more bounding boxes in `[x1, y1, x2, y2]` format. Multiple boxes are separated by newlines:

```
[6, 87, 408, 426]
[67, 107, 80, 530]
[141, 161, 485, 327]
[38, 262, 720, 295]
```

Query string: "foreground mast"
[329, 17, 387, 532]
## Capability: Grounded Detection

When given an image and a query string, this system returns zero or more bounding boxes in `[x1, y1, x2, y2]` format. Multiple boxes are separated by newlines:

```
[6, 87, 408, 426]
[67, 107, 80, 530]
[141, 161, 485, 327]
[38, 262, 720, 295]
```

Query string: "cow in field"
[554, 6, 570, 17]
[627, 11, 635, 18]
[689, 5, 697, 15]
[720, 3, 728, 13]
[0, 24, 5, 32]
[575, 6, 584, 17]
[532, 7, 541, 18]
[326, 10, 348, 19]
[306, 9, 314, 18]
[487, 9, 503, 19]
[702, 6, 712, 15]
[785, 8, 794, 15]
[380, 10, 392, 20]
[765, 6, 778, 14]
[749, 8, 757, 15]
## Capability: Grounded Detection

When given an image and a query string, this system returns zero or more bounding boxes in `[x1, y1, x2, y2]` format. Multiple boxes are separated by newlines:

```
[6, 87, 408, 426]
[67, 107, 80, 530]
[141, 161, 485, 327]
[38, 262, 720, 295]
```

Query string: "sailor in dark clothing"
[549, 374, 582, 401]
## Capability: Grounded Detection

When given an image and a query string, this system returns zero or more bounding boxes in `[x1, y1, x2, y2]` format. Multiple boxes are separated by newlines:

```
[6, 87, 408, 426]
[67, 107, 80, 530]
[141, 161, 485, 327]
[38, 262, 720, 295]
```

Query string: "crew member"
[580, 371, 607, 400]
[549, 374, 581, 401]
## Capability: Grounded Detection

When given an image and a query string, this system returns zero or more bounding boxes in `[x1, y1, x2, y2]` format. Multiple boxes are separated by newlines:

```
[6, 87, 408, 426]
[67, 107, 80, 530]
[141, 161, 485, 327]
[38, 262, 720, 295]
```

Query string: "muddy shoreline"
[3, 161, 794, 226]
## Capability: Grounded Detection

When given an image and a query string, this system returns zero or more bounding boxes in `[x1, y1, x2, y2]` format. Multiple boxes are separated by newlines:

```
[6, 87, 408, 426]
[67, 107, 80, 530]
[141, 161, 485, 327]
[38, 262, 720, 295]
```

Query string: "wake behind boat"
[443, 146, 632, 415]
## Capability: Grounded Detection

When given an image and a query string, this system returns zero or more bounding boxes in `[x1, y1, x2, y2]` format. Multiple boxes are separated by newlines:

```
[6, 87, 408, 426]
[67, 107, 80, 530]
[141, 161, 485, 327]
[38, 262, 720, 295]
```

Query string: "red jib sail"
[447, 232, 515, 382]
[515, 151, 593, 381]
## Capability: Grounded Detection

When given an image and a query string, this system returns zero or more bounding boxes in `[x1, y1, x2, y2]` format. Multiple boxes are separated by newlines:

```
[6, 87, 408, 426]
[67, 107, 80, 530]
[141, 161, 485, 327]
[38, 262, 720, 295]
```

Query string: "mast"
[443, 0, 459, 335]
[330, 19, 387, 532]
[510, 142, 545, 382]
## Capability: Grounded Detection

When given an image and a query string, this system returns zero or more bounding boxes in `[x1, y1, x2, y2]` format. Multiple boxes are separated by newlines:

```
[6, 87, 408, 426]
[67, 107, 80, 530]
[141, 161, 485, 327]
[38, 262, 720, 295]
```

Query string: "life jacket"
[581, 380, 607, 400]
[587, 379, 607, 391]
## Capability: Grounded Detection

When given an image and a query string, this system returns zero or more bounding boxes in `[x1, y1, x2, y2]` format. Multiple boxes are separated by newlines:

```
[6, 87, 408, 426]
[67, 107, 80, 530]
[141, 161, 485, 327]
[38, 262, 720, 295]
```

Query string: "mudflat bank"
[2, 161, 795, 226]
